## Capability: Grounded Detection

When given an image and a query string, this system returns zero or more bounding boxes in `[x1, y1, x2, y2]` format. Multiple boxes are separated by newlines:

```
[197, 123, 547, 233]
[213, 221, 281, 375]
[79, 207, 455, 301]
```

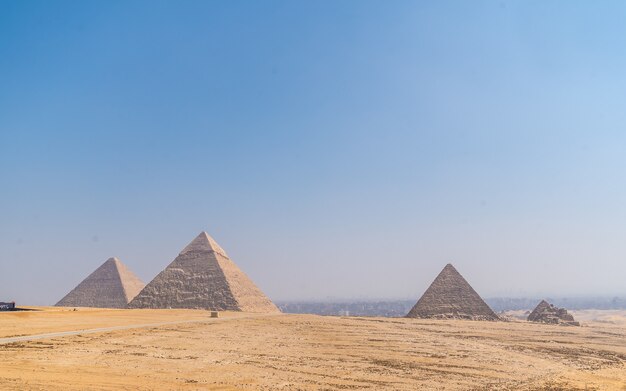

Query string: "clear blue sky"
[2, 1, 626, 305]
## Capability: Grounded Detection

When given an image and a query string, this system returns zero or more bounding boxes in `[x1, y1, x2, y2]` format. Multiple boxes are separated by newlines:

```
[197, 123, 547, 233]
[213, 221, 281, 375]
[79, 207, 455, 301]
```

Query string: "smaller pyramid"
[406, 263, 499, 321]
[528, 300, 579, 326]
[527, 300, 551, 321]
[56, 257, 145, 308]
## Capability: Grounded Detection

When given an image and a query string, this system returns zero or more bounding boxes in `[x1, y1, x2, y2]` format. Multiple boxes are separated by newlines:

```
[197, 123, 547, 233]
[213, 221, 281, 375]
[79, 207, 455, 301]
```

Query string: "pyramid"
[128, 232, 279, 312]
[56, 257, 145, 308]
[527, 300, 552, 321]
[406, 263, 499, 321]
[528, 300, 579, 326]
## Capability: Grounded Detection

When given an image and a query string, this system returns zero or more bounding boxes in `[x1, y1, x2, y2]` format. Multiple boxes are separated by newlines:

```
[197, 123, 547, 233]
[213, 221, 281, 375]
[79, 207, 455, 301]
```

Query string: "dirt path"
[0, 313, 282, 345]
[0, 314, 271, 345]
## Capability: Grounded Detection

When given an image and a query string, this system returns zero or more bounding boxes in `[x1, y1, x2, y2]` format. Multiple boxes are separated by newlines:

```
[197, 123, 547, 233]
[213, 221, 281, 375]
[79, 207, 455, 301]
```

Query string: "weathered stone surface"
[56, 257, 145, 308]
[406, 263, 499, 321]
[128, 232, 279, 312]
[527, 300, 580, 326]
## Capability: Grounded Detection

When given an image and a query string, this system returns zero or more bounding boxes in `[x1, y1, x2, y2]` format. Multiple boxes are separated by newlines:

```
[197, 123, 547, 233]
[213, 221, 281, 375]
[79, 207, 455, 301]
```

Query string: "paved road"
[0, 314, 275, 345]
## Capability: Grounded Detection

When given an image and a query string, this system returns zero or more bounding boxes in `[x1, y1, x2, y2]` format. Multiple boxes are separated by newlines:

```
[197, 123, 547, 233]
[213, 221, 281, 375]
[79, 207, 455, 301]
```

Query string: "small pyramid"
[128, 232, 279, 312]
[56, 257, 145, 308]
[527, 300, 551, 321]
[528, 300, 579, 326]
[406, 263, 499, 321]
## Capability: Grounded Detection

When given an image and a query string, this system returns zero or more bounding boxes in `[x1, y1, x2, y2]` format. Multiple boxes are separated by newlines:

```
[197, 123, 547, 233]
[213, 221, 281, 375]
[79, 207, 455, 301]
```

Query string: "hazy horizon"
[2, 1, 626, 305]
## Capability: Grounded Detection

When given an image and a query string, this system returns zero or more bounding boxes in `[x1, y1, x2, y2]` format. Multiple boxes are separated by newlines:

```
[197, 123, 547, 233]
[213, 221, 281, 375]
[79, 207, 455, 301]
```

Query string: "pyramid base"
[407, 313, 500, 321]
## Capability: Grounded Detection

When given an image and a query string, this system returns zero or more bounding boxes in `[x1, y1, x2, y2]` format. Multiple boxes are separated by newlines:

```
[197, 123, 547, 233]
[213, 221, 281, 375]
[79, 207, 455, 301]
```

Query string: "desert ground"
[1, 308, 625, 390]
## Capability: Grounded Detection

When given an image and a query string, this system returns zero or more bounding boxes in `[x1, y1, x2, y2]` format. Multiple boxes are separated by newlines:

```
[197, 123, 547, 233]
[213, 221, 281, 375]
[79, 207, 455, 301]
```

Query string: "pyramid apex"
[180, 231, 228, 257]
[441, 263, 461, 275]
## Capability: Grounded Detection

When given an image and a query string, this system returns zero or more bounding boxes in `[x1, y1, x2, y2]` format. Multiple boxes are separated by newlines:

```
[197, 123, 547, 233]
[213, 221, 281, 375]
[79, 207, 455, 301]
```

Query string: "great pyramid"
[406, 263, 499, 321]
[56, 257, 145, 308]
[528, 300, 580, 326]
[128, 232, 279, 312]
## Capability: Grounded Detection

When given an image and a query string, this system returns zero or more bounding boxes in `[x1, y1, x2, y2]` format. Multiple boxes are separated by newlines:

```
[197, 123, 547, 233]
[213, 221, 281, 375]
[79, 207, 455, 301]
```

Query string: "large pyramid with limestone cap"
[56, 257, 145, 308]
[406, 263, 499, 321]
[128, 232, 279, 312]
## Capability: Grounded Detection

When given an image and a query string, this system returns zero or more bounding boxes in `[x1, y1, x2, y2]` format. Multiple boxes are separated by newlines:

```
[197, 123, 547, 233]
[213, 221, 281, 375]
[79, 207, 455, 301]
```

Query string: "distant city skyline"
[2, 1, 626, 305]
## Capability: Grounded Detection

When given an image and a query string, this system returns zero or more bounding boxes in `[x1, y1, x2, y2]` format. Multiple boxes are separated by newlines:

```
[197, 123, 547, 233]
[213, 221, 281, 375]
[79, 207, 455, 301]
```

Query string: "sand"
[1, 308, 625, 390]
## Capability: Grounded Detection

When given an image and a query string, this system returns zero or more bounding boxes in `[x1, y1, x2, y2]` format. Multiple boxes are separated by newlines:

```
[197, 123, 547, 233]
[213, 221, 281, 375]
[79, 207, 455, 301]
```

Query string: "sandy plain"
[0, 307, 625, 390]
